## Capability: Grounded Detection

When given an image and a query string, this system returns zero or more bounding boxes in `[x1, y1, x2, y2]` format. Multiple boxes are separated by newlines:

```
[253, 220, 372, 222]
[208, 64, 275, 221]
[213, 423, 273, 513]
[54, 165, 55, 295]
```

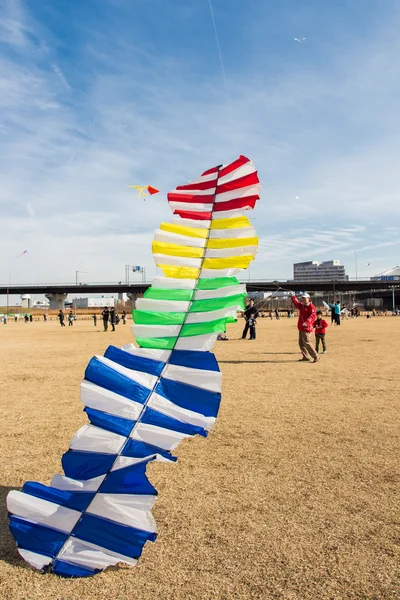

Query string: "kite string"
[207, 0, 231, 108]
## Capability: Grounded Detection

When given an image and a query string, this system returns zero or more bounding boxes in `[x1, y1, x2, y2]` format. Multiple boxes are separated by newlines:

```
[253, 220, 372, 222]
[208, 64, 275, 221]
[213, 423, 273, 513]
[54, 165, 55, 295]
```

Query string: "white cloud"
[0, 0, 28, 47]
[50, 63, 71, 92]
[25, 203, 35, 218]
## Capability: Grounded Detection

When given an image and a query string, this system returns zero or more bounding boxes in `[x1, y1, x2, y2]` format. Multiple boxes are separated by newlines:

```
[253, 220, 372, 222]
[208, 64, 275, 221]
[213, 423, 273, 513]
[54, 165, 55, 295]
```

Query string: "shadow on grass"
[219, 359, 298, 364]
[260, 352, 298, 355]
[233, 347, 299, 355]
[0, 485, 30, 569]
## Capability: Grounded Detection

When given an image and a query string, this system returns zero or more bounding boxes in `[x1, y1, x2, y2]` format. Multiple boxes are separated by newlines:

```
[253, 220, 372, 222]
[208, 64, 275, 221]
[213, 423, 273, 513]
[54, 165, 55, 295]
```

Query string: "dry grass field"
[0, 316, 399, 600]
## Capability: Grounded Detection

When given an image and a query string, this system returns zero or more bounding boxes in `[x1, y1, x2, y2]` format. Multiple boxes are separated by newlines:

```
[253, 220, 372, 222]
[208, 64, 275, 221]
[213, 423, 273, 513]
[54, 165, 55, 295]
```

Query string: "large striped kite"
[7, 155, 260, 577]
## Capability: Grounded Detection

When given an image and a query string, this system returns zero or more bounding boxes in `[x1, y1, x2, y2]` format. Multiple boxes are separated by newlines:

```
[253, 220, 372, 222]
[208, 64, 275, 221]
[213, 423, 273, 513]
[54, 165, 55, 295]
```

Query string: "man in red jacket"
[290, 292, 319, 363]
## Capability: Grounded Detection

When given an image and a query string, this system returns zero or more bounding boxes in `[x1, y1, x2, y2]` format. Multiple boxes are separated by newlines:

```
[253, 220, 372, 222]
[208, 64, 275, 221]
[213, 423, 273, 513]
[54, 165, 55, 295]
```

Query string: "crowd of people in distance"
[3, 296, 399, 356]
[2, 314, 34, 324]
[56, 308, 127, 330]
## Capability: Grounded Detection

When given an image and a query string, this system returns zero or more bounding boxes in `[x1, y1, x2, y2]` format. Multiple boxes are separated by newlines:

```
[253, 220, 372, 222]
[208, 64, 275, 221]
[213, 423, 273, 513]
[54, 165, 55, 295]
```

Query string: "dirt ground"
[0, 316, 399, 600]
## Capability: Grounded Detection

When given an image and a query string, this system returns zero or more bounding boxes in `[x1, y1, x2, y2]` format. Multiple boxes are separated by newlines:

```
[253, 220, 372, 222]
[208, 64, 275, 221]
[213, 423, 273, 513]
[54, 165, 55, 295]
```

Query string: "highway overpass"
[0, 279, 398, 296]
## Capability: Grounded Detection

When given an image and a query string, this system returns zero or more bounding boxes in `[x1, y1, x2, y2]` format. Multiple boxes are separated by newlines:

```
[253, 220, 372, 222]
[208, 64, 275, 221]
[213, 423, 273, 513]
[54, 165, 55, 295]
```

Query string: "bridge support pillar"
[46, 293, 68, 310]
[127, 291, 144, 308]
[127, 292, 137, 308]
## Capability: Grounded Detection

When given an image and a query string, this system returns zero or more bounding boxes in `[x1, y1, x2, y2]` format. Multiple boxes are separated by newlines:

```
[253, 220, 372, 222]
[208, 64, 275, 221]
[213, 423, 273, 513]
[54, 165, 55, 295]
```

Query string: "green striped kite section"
[135, 336, 177, 349]
[134, 276, 247, 346]
[132, 310, 186, 325]
[189, 294, 246, 313]
[196, 277, 240, 290]
[144, 288, 193, 301]
[181, 317, 234, 337]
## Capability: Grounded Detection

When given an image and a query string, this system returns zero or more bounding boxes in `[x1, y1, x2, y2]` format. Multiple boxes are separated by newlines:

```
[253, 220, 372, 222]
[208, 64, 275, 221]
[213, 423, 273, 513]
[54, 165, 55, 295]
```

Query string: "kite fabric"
[128, 185, 160, 198]
[7, 155, 260, 577]
[147, 186, 160, 195]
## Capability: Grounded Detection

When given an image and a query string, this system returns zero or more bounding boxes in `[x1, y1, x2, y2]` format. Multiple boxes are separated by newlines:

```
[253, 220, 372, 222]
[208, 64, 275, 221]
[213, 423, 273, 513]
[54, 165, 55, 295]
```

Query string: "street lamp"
[354, 251, 358, 280]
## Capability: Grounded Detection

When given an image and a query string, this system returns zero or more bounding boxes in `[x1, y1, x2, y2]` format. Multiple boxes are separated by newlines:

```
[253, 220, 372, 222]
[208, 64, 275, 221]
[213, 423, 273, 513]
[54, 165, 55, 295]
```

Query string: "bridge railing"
[0, 277, 394, 287]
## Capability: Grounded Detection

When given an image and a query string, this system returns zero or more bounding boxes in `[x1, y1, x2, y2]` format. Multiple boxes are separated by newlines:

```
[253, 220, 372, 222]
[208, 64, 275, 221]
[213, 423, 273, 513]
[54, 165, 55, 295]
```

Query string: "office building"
[293, 260, 347, 282]
[73, 297, 115, 308]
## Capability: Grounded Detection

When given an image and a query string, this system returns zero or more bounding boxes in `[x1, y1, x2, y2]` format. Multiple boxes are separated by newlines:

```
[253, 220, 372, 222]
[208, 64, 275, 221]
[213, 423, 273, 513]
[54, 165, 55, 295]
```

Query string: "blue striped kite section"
[7, 347, 222, 576]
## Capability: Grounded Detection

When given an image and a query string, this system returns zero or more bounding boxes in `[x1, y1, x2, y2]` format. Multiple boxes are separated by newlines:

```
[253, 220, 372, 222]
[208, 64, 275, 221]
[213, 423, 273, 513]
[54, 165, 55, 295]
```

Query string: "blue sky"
[1, 0, 400, 288]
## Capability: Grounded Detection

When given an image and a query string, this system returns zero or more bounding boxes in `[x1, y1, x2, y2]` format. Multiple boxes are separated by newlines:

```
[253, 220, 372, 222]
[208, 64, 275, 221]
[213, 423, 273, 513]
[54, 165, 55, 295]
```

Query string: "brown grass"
[0, 316, 399, 600]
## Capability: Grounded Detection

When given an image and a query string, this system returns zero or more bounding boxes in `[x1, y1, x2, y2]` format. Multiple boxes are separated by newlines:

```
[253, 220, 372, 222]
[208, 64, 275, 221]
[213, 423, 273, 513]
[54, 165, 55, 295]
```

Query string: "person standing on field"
[102, 307, 109, 331]
[248, 313, 257, 340]
[109, 307, 116, 332]
[241, 299, 259, 339]
[58, 310, 65, 327]
[313, 310, 328, 354]
[329, 301, 341, 325]
[290, 292, 319, 363]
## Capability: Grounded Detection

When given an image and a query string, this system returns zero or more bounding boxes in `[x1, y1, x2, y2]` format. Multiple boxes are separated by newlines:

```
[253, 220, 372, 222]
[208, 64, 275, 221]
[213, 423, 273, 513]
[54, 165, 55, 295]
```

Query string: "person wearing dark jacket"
[248, 313, 257, 340]
[58, 310, 65, 327]
[109, 307, 116, 332]
[290, 292, 319, 362]
[102, 307, 109, 331]
[241, 299, 259, 339]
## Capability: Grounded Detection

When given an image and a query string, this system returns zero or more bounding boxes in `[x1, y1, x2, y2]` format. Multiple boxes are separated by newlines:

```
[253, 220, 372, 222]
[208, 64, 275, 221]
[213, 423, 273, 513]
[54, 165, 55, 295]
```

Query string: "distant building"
[21, 294, 31, 308]
[73, 297, 115, 308]
[371, 266, 400, 281]
[293, 260, 347, 282]
[32, 299, 49, 309]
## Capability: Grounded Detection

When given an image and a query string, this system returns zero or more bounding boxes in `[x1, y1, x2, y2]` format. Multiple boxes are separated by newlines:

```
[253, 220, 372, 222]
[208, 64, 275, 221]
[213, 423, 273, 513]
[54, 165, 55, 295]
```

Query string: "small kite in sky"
[294, 37, 306, 43]
[128, 185, 160, 200]
[17, 250, 28, 258]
